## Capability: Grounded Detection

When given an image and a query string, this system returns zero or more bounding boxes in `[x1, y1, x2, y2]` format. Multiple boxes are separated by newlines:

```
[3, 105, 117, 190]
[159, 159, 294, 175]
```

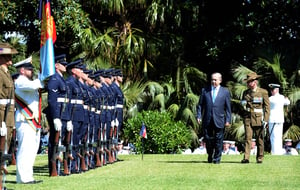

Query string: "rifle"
[104, 122, 113, 164]
[94, 123, 102, 167]
[0, 135, 11, 190]
[1, 91, 13, 189]
[78, 130, 88, 172]
[50, 130, 65, 176]
[88, 122, 96, 169]
[113, 120, 119, 162]
[63, 130, 73, 175]
[94, 122, 102, 167]
[85, 123, 91, 170]
[9, 128, 16, 165]
[109, 124, 116, 163]
[101, 123, 107, 165]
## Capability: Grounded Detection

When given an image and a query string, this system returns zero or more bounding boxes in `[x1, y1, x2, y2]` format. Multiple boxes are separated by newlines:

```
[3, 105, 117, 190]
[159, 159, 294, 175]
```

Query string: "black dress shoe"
[23, 180, 43, 184]
[241, 159, 249, 164]
[257, 160, 263, 164]
[71, 170, 81, 174]
[208, 156, 212, 163]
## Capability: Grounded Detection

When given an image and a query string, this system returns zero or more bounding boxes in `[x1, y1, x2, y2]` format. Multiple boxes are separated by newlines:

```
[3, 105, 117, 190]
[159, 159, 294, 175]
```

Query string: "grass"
[4, 154, 300, 190]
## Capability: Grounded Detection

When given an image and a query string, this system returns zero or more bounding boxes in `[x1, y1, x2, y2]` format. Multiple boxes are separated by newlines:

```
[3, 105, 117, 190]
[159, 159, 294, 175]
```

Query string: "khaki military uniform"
[242, 87, 270, 162]
[0, 65, 15, 151]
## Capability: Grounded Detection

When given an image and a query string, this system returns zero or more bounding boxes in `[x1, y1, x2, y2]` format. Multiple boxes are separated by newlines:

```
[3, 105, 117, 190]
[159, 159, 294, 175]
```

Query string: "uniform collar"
[0, 64, 8, 73]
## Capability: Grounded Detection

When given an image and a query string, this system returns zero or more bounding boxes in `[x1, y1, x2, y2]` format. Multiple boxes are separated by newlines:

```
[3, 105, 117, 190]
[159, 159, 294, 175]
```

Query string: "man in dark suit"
[197, 72, 231, 164]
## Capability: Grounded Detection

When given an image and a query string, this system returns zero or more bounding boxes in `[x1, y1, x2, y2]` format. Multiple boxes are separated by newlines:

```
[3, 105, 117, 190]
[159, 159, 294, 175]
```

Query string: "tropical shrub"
[123, 110, 191, 154]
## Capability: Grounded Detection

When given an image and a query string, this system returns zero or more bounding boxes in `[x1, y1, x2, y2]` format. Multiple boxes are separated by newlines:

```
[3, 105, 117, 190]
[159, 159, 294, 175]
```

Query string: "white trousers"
[16, 121, 40, 183]
[269, 122, 283, 155]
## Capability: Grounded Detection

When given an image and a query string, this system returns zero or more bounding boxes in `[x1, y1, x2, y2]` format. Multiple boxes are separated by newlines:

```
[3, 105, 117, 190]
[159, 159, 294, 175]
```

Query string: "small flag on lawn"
[140, 122, 147, 139]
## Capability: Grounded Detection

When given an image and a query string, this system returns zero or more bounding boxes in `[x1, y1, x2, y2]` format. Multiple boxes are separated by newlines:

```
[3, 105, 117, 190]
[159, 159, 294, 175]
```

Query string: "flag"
[39, 0, 56, 81]
[139, 123, 147, 139]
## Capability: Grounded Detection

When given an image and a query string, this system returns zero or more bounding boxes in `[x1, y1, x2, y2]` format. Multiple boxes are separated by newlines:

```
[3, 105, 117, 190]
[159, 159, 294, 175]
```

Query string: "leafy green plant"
[123, 110, 191, 154]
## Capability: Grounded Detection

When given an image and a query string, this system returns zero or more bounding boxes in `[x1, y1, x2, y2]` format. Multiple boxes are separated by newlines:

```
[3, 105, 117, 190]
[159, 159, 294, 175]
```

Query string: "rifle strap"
[15, 94, 41, 132]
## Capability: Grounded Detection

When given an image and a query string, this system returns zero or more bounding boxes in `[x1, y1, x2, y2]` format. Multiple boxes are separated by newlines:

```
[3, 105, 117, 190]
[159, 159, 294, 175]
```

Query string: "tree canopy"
[1, 0, 299, 82]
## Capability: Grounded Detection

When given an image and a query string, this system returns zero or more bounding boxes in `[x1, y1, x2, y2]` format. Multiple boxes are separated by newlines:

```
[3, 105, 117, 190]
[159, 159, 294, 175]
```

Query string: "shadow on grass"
[160, 160, 241, 164]
[33, 164, 49, 176]
[5, 163, 49, 185]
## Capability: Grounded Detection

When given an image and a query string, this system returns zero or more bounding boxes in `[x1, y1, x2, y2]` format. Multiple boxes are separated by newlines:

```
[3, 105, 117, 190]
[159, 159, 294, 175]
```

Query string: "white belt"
[96, 110, 101, 114]
[91, 107, 96, 112]
[102, 105, 113, 110]
[83, 105, 89, 110]
[71, 99, 83, 104]
[57, 98, 69, 103]
[253, 108, 263, 113]
[0, 99, 14, 105]
[116, 104, 123, 108]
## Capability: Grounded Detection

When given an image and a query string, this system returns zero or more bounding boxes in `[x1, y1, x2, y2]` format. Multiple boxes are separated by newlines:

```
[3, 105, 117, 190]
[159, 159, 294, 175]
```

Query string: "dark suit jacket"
[197, 86, 231, 129]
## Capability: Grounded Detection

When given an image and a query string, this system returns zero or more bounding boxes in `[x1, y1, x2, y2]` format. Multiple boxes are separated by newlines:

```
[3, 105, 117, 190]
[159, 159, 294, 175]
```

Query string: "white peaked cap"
[14, 56, 33, 68]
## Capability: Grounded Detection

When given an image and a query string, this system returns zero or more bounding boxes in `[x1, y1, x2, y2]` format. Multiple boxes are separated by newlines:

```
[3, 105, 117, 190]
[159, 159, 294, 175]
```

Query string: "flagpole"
[139, 122, 147, 161]
[141, 137, 144, 161]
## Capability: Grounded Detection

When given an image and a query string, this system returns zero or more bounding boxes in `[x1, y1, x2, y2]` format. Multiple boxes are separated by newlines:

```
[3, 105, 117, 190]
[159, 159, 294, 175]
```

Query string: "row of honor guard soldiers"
[45, 54, 124, 176]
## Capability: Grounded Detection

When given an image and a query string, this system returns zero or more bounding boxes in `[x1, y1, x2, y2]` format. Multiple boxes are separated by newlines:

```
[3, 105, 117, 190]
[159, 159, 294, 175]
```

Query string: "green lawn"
[4, 154, 300, 190]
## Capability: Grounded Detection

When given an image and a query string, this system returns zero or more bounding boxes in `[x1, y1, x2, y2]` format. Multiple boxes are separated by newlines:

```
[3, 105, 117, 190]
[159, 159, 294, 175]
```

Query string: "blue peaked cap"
[55, 54, 66, 63]
[66, 58, 84, 70]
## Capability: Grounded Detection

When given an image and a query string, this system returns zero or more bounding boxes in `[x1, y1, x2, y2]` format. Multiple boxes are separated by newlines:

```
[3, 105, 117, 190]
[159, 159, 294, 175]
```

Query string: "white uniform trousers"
[269, 122, 284, 155]
[16, 121, 40, 183]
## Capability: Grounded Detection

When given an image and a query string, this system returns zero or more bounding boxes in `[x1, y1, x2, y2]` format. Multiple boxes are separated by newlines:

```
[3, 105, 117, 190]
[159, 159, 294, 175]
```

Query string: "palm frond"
[161, 82, 175, 100]
[181, 108, 198, 131]
[122, 80, 146, 109]
[148, 93, 165, 112]
[254, 54, 288, 89]
[283, 124, 300, 142]
[225, 121, 245, 143]
[232, 64, 254, 83]
[182, 66, 207, 94]
[182, 93, 199, 113]
[145, 81, 164, 101]
[167, 103, 179, 119]
[287, 87, 300, 105]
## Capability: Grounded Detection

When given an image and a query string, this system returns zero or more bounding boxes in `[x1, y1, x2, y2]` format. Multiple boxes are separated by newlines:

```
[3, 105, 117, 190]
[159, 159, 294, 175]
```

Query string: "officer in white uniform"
[268, 84, 290, 155]
[14, 57, 43, 184]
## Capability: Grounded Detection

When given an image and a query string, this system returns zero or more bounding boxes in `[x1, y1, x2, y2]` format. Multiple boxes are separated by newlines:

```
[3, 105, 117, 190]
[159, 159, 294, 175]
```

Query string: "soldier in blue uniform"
[65, 59, 85, 174]
[85, 71, 98, 169]
[111, 69, 124, 161]
[91, 72, 104, 167]
[78, 68, 95, 170]
[46, 54, 73, 176]
[95, 70, 108, 166]
[75, 67, 89, 172]
[103, 69, 117, 163]
[98, 69, 114, 163]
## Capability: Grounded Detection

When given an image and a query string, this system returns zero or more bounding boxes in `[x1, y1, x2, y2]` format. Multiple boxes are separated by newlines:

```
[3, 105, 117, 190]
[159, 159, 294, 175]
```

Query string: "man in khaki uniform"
[0, 42, 18, 189]
[240, 72, 270, 164]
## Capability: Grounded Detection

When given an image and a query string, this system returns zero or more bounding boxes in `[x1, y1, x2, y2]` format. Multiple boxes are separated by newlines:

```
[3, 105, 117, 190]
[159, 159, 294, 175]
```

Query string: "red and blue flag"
[139, 123, 147, 139]
[39, 0, 56, 81]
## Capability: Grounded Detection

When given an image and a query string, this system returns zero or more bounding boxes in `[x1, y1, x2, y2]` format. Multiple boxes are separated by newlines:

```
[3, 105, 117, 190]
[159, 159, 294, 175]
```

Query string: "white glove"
[115, 118, 119, 126]
[40, 80, 45, 89]
[111, 120, 115, 127]
[67, 121, 73, 131]
[240, 100, 247, 106]
[53, 118, 62, 131]
[0, 122, 7, 136]
[263, 121, 268, 128]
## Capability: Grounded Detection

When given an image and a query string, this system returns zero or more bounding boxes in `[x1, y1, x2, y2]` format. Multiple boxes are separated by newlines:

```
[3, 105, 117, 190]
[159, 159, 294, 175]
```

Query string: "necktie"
[212, 87, 216, 103]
